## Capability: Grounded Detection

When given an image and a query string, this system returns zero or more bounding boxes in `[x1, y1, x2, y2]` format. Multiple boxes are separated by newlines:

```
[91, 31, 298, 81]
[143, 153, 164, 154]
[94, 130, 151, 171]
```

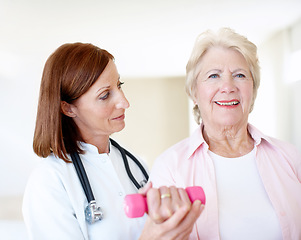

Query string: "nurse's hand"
[138, 182, 204, 240]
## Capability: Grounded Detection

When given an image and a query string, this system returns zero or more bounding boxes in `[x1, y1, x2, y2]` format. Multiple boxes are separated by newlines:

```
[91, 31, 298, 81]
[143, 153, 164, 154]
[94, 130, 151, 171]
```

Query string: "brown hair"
[33, 42, 114, 162]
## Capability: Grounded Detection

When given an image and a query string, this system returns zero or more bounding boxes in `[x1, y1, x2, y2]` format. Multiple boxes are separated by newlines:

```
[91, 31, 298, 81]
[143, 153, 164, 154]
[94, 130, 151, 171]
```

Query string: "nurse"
[22, 42, 203, 240]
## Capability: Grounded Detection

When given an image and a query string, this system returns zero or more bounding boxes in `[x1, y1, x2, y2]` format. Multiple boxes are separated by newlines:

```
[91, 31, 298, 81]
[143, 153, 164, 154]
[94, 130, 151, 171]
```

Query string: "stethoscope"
[70, 138, 149, 224]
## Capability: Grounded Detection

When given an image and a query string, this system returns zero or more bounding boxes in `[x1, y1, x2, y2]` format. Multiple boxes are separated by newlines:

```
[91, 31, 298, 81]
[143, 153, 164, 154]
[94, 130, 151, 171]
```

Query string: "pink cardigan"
[150, 124, 301, 240]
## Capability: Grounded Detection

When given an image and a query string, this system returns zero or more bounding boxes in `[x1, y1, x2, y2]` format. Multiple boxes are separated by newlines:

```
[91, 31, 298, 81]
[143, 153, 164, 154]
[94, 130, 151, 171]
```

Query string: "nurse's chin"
[111, 122, 126, 134]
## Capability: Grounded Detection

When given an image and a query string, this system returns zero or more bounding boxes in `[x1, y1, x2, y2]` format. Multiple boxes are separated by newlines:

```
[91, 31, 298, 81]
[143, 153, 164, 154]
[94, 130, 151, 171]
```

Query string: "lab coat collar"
[79, 141, 112, 156]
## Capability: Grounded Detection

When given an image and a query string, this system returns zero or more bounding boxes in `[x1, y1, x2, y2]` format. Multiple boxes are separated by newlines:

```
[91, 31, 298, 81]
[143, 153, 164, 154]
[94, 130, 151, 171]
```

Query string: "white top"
[23, 141, 148, 240]
[209, 148, 283, 240]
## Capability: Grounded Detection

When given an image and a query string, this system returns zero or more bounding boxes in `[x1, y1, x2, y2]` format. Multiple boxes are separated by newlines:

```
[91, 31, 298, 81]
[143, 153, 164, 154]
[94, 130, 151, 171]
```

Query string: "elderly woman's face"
[194, 47, 253, 128]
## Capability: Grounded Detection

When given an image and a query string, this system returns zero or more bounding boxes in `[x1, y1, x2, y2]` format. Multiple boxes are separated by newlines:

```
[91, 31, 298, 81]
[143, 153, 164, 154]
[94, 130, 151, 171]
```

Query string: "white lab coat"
[23, 141, 148, 240]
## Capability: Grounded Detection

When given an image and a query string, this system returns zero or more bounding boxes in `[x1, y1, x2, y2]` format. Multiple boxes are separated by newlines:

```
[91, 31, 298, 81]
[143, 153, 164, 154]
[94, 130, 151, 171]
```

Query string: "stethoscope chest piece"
[72, 138, 148, 224]
[85, 200, 104, 224]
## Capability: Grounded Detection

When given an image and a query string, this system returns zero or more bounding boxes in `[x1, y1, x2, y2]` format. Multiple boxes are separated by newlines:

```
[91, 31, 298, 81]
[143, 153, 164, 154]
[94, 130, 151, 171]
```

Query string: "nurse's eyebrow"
[96, 76, 121, 93]
[96, 86, 110, 94]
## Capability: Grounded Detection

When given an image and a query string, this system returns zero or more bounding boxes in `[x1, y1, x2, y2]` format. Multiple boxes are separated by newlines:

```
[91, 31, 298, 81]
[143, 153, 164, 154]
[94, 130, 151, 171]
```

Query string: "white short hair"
[186, 28, 260, 124]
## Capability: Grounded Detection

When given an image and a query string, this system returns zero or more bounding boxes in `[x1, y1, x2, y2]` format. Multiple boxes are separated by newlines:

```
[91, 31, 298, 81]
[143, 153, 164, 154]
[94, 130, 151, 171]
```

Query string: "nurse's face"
[70, 60, 130, 140]
[193, 47, 254, 129]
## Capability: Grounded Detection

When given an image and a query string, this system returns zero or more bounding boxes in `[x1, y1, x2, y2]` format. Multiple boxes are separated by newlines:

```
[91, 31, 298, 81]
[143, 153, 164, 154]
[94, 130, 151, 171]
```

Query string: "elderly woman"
[22, 42, 202, 240]
[150, 28, 301, 240]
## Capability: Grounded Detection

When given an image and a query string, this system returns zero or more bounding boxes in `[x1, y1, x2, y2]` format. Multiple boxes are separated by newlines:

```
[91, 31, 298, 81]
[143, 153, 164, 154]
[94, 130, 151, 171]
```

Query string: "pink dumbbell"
[124, 186, 206, 218]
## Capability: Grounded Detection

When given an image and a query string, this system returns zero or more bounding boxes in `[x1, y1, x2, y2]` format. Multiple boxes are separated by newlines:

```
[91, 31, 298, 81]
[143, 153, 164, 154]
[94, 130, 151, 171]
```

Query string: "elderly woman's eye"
[209, 74, 219, 79]
[236, 73, 246, 78]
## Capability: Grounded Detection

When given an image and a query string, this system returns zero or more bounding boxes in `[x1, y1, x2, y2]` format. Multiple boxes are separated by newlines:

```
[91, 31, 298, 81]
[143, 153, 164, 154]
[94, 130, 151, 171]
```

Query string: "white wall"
[289, 20, 301, 150]
[113, 76, 189, 168]
[254, 19, 301, 151]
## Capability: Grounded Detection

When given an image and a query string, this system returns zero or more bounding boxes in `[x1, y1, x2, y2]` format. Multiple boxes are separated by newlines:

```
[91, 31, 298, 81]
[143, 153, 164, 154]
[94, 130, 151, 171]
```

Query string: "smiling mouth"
[112, 114, 125, 120]
[215, 100, 240, 106]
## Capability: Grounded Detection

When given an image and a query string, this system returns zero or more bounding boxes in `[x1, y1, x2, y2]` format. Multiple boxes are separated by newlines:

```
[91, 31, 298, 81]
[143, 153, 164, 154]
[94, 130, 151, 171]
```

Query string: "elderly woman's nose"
[220, 75, 237, 93]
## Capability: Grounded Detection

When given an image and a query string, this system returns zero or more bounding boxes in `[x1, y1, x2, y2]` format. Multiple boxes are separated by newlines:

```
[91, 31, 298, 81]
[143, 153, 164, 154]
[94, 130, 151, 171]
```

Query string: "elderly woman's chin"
[207, 112, 248, 129]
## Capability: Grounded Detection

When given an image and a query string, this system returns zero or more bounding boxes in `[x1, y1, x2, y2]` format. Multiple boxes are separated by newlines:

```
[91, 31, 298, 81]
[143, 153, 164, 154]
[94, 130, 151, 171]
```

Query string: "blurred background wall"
[0, 0, 301, 238]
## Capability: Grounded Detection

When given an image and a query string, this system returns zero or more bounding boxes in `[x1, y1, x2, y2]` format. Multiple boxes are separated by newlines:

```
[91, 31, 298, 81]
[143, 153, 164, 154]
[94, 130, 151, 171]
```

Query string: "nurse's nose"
[115, 90, 130, 109]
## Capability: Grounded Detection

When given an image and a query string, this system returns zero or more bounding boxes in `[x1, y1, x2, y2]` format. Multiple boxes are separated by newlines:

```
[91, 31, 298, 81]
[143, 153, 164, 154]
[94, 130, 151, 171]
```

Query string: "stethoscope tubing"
[71, 152, 95, 203]
[123, 147, 149, 181]
[110, 138, 148, 190]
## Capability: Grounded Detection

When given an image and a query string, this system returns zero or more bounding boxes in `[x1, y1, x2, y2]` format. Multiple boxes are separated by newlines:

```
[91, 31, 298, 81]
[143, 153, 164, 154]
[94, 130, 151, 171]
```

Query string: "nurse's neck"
[84, 136, 110, 154]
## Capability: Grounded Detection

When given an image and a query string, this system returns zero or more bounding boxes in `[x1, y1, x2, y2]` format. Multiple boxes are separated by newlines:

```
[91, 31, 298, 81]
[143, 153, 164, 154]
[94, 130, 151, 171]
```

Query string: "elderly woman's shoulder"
[159, 137, 192, 157]
[261, 134, 301, 163]
[249, 124, 300, 157]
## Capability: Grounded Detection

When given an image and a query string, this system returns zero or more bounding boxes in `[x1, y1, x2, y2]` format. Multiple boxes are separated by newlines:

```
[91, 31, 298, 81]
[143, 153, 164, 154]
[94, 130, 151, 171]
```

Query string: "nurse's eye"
[118, 81, 124, 89]
[99, 91, 110, 100]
